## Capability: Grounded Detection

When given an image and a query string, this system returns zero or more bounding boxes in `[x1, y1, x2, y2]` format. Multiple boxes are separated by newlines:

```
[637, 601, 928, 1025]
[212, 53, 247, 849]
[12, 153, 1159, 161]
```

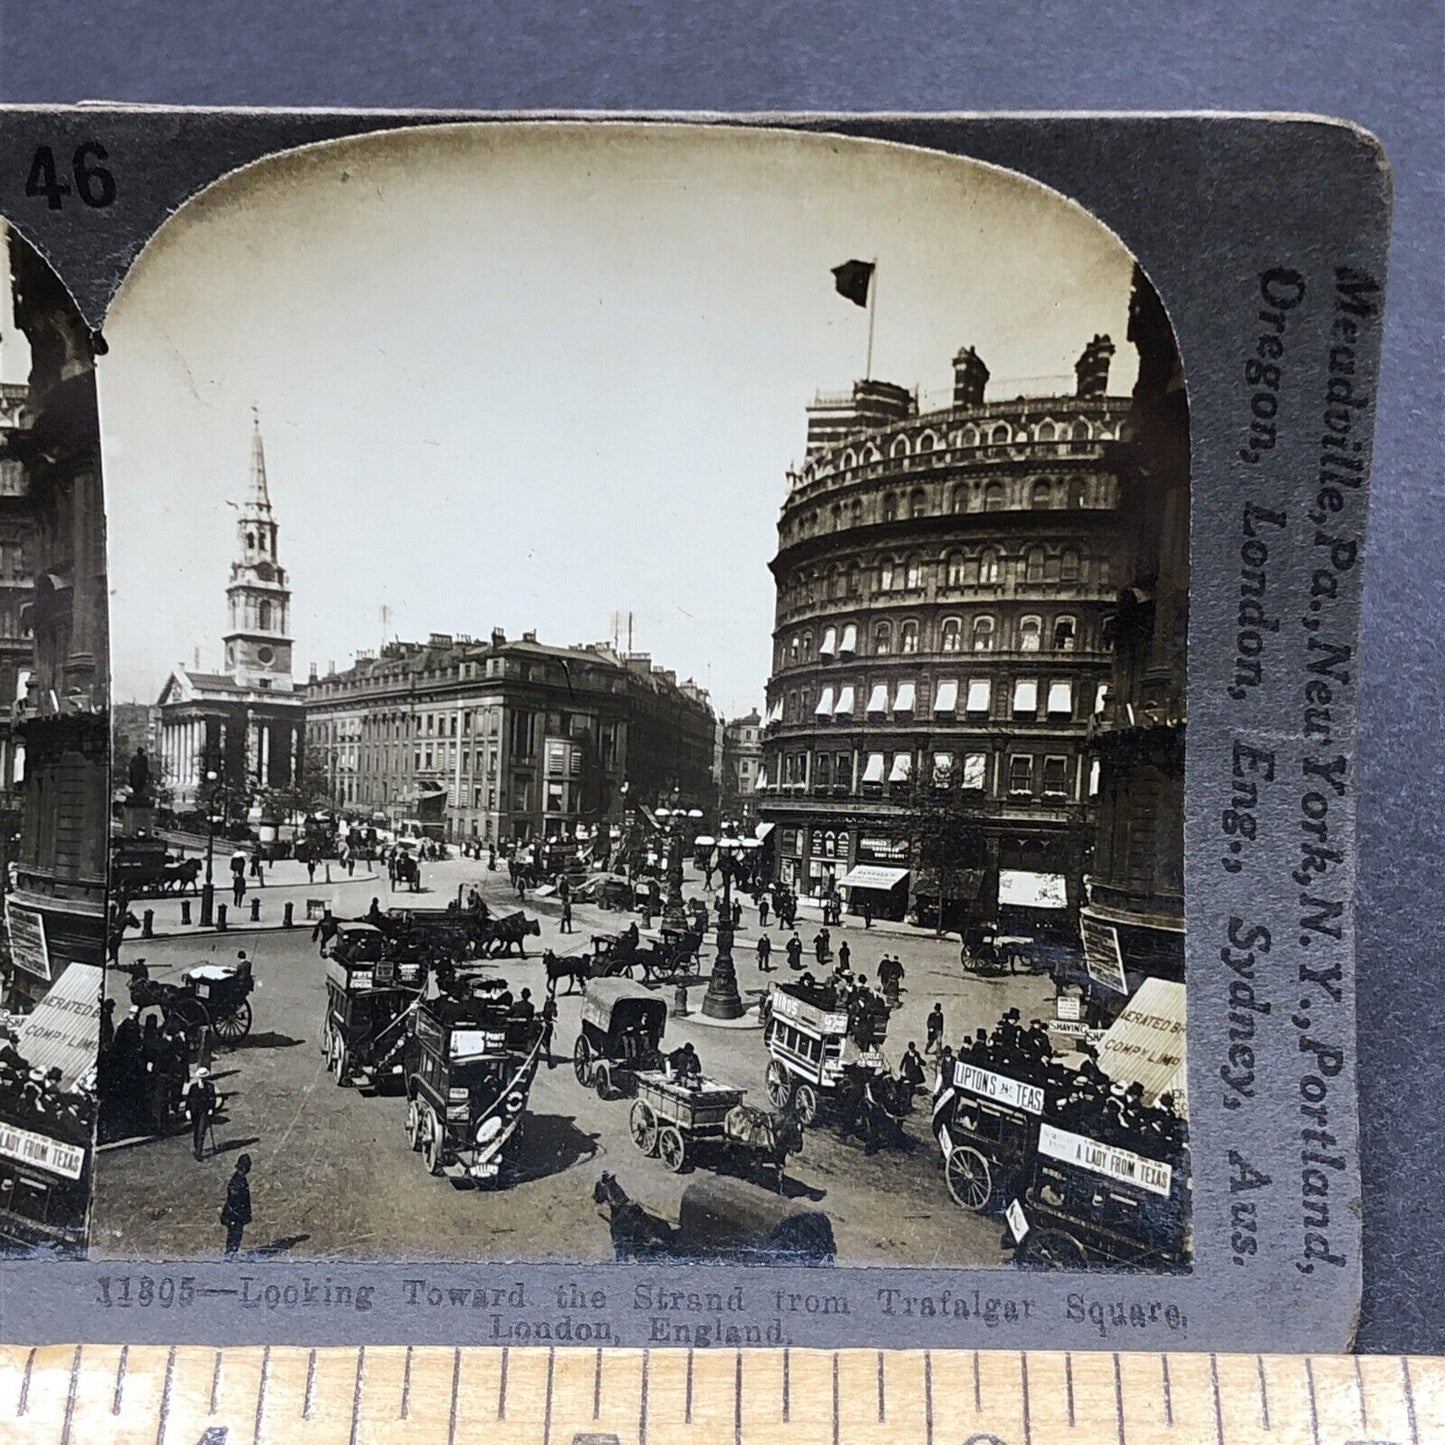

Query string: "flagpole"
[865, 257, 878, 381]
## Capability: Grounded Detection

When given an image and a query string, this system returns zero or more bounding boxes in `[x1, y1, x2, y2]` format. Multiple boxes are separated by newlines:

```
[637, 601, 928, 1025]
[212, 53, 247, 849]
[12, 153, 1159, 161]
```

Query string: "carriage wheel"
[1019, 1228, 1087, 1270]
[331, 1037, 350, 1086]
[656, 1126, 686, 1174]
[573, 1036, 593, 1087]
[765, 1060, 794, 1109]
[594, 1063, 613, 1100]
[793, 1082, 819, 1126]
[422, 1108, 445, 1176]
[629, 1101, 658, 1156]
[213, 999, 252, 1045]
[945, 1145, 994, 1212]
[167, 995, 209, 1036]
[406, 1097, 424, 1151]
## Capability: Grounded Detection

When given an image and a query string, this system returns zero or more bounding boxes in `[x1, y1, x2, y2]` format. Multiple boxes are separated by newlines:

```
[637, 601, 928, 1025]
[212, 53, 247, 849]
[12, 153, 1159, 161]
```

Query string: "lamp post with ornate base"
[199, 768, 219, 928]
[702, 830, 745, 1020]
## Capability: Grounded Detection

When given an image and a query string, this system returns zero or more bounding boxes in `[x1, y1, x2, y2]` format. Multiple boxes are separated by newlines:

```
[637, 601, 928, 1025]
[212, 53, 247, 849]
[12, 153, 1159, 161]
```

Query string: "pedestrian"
[756, 932, 773, 972]
[862, 896, 873, 929]
[837, 939, 850, 972]
[560, 895, 573, 933]
[813, 928, 830, 965]
[184, 1067, 217, 1161]
[926, 1002, 945, 1056]
[540, 995, 558, 1067]
[221, 1154, 253, 1257]
[758, 894, 770, 929]
[249, 852, 265, 886]
[230, 856, 246, 907]
[785, 932, 803, 971]
[899, 1041, 927, 1111]
[305, 850, 317, 884]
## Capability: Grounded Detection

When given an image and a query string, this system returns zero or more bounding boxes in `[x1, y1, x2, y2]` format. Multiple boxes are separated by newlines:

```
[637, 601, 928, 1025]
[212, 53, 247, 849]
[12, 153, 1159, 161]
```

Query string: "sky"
[98, 122, 1138, 716]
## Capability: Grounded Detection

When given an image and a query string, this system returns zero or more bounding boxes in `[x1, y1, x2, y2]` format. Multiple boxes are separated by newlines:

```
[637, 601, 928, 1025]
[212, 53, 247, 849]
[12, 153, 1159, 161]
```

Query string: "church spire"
[247, 405, 273, 514]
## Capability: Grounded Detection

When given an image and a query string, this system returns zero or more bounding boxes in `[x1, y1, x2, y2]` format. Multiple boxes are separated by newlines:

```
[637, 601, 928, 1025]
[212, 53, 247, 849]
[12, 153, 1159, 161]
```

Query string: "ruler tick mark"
[972, 1349, 981, 1412]
[348, 1345, 365, 1445]
[59, 1344, 81, 1445]
[1065, 1351, 1074, 1428]
[877, 1349, 885, 1423]
[594, 1346, 603, 1420]
[1209, 1353, 1223, 1445]
[925, 1350, 934, 1445]
[1402, 1356, 1419, 1445]
[1352, 1354, 1366, 1430]
[303, 1348, 317, 1419]
[544, 1347, 555, 1445]
[448, 1346, 461, 1445]
[1021, 1351, 1032, 1445]
[1113, 1353, 1125, 1445]
[400, 1344, 413, 1419]
[156, 1346, 176, 1445]
[210, 1350, 223, 1415]
[831, 1351, 839, 1445]
[782, 1347, 790, 1421]
[639, 1349, 649, 1445]
[685, 1348, 693, 1423]
[1256, 1354, 1270, 1429]
[1305, 1358, 1320, 1445]
[1160, 1354, 1173, 1427]
[18, 1345, 35, 1416]
[253, 1345, 271, 1445]
[736, 1350, 744, 1445]
[498, 1344, 508, 1419]
[113, 1343, 129, 1415]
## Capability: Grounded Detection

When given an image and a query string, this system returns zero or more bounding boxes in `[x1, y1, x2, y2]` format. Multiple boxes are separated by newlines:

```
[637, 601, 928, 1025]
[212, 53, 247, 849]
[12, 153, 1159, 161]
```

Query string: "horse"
[723, 1103, 805, 1191]
[106, 908, 141, 963]
[160, 858, 203, 895]
[543, 949, 591, 996]
[592, 1172, 677, 1261]
[482, 911, 542, 958]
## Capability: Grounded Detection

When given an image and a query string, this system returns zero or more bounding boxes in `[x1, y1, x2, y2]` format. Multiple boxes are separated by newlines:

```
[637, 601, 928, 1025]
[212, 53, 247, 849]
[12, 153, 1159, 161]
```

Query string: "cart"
[634, 926, 703, 985]
[132, 960, 255, 1044]
[322, 956, 419, 1088]
[1005, 1121, 1191, 1271]
[762, 980, 888, 1126]
[572, 976, 667, 1100]
[932, 1056, 1049, 1213]
[628, 1071, 746, 1173]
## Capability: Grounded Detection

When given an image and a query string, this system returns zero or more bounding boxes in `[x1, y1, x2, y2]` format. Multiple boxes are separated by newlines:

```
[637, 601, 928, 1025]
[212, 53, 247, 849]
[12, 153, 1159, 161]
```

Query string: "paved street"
[93, 856, 1058, 1266]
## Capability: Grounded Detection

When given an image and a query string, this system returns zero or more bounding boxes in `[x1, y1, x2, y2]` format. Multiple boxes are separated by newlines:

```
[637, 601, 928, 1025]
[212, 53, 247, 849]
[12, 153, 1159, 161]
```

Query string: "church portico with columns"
[157, 414, 303, 811]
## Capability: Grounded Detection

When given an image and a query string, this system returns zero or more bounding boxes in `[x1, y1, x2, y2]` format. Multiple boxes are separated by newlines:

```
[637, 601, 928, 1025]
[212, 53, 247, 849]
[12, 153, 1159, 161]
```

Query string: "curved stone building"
[759, 336, 1129, 928]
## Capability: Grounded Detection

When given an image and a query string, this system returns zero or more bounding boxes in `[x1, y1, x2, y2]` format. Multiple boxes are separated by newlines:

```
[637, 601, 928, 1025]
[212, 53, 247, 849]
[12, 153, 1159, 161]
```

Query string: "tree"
[901, 767, 993, 936]
[270, 752, 334, 825]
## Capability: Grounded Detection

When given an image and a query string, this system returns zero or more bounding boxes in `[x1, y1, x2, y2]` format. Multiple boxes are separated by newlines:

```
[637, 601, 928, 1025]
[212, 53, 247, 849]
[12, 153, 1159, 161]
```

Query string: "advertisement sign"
[0, 1120, 86, 1181]
[952, 1062, 1045, 1115]
[771, 989, 848, 1035]
[5, 902, 50, 983]
[1005, 1198, 1030, 1243]
[1081, 915, 1129, 994]
[1038, 1123, 1173, 1197]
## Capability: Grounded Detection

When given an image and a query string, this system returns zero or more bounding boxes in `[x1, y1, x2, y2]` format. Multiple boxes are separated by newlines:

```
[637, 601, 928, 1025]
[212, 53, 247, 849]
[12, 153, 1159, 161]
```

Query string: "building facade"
[759, 336, 1129, 925]
[157, 418, 304, 812]
[0, 374, 32, 812]
[720, 709, 764, 827]
[304, 631, 717, 844]
[1079, 268, 1189, 1005]
[1, 225, 109, 1008]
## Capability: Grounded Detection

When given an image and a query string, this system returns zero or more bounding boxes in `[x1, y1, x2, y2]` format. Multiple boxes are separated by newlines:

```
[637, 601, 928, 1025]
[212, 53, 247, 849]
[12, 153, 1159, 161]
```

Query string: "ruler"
[0, 1345, 1437, 1444]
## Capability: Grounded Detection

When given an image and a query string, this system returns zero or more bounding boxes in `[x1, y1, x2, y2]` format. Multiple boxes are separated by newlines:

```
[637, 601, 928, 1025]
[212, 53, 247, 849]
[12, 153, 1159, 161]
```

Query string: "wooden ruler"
[0, 1345, 1437, 1444]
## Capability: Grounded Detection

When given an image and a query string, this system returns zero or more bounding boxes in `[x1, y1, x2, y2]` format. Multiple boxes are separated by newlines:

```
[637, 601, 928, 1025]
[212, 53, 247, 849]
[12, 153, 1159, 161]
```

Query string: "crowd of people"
[96, 996, 192, 1142]
[0, 1023, 93, 1141]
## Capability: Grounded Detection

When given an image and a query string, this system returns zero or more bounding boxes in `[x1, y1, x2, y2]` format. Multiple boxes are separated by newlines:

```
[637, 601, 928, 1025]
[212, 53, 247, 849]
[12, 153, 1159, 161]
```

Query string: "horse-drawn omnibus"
[762, 980, 888, 1125]
[572, 977, 667, 1100]
[322, 955, 419, 1089]
[402, 983, 544, 1185]
[931, 1056, 1049, 1214]
[0, 1096, 91, 1256]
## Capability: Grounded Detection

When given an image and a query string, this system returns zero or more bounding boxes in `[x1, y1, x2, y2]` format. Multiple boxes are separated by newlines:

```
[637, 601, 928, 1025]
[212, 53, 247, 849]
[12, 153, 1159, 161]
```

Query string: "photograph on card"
[91, 123, 1189, 1272]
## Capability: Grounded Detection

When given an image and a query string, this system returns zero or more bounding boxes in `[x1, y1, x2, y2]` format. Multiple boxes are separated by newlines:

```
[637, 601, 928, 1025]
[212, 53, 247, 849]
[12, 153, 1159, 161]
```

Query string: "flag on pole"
[831, 259, 875, 308]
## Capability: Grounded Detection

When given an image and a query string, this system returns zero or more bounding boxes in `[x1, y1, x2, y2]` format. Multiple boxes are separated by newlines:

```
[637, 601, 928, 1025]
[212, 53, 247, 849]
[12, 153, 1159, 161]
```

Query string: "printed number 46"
[25, 143, 115, 209]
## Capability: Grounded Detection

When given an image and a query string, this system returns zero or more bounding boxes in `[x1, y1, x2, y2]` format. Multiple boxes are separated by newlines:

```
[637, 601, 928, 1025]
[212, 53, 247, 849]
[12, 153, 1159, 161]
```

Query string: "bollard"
[249, 896, 261, 923]
[283, 901, 294, 929]
[180, 899, 192, 926]
[216, 903, 228, 931]
[325, 863, 332, 884]
[672, 984, 690, 1019]
[142, 908, 154, 939]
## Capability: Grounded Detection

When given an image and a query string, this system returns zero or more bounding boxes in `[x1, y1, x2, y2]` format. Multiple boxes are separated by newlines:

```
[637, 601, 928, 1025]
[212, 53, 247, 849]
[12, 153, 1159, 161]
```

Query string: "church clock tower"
[223, 412, 293, 690]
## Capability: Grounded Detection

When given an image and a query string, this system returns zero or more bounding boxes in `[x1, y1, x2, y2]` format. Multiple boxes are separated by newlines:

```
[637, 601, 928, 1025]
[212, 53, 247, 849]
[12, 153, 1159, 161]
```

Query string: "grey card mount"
[0, 109, 1389, 1354]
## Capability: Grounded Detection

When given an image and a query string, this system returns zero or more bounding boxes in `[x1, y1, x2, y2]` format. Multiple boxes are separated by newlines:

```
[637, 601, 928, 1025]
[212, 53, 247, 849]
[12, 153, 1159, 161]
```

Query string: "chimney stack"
[1075, 333, 1115, 398]
[308, 661, 318, 681]
[491, 627, 506, 647]
[951, 346, 989, 409]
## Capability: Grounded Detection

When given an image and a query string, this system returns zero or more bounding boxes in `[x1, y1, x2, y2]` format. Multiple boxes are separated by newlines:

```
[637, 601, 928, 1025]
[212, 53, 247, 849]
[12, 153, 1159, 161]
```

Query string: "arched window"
[850, 498, 863, 528]
[863, 441, 882, 462]
[1097, 556, 1112, 587]
[830, 503, 842, 532]
[1053, 615, 1077, 652]
[905, 554, 923, 589]
[1025, 547, 1045, 584]
[980, 549, 1001, 584]
[951, 483, 969, 513]
[940, 617, 962, 653]
[1068, 476, 1087, 507]
[847, 562, 862, 597]
[1036, 419, 1057, 442]
[1030, 478, 1053, 510]
[1019, 615, 1042, 652]
[944, 551, 966, 588]
[829, 566, 845, 599]
[841, 448, 858, 470]
[1070, 419, 1091, 452]
[258, 600, 272, 630]
[901, 620, 920, 654]
[246, 532, 255, 551]
[990, 422, 1011, 447]
[960, 424, 979, 448]
[1060, 548, 1081, 583]
[919, 430, 937, 452]
[972, 615, 996, 652]
[909, 487, 927, 518]
[873, 621, 892, 656]
[883, 492, 899, 522]
[983, 480, 1006, 512]
[878, 556, 895, 592]
[890, 434, 910, 459]
[801, 631, 813, 661]
[789, 635, 801, 665]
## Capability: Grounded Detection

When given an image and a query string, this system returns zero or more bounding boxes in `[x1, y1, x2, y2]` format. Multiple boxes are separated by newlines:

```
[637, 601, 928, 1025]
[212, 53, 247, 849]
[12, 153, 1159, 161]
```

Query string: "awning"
[833, 685, 854, 717]
[966, 678, 991, 713]
[815, 687, 835, 717]
[861, 752, 885, 783]
[866, 683, 889, 714]
[1097, 977, 1187, 1109]
[893, 681, 917, 713]
[753, 822, 775, 841]
[998, 869, 1068, 909]
[766, 700, 783, 725]
[16, 963, 103, 1090]
[693, 834, 716, 847]
[819, 626, 837, 657]
[839, 864, 910, 890]
[1047, 679, 1074, 715]
[933, 679, 959, 713]
[1012, 679, 1039, 714]
[839, 623, 858, 654]
[889, 752, 912, 783]
[932, 752, 953, 780]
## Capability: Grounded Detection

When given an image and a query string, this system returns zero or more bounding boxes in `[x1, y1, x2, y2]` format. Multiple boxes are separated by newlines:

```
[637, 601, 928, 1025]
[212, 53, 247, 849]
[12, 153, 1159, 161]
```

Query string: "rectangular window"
[931, 751, 953, 782]
[866, 683, 889, 715]
[836, 753, 852, 789]
[933, 679, 959, 714]
[819, 626, 837, 657]
[962, 752, 987, 790]
[1008, 754, 1034, 795]
[966, 678, 991, 715]
[1012, 678, 1039, 716]
[1042, 755, 1069, 798]
[839, 623, 858, 654]
[888, 752, 912, 784]
[1088, 758, 1101, 796]
[893, 680, 917, 713]
[1047, 680, 1074, 717]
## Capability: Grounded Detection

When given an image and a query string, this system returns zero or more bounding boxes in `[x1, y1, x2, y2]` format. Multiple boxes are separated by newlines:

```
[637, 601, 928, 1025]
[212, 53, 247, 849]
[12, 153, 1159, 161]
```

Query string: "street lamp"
[703, 824, 745, 1020]
[200, 768, 219, 927]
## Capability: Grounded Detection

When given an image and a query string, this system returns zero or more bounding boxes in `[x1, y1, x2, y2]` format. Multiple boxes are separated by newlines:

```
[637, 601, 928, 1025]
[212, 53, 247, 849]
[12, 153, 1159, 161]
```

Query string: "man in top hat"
[925, 1002, 945, 1055]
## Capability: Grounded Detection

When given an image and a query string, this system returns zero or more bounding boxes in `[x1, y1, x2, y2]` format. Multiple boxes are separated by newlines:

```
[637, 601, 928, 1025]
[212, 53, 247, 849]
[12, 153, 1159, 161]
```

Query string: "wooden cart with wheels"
[571, 977, 668, 1100]
[628, 1071, 746, 1174]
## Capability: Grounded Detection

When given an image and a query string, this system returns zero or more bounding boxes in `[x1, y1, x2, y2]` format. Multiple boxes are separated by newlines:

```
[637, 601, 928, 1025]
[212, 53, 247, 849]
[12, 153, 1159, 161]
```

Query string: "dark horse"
[543, 948, 591, 996]
[722, 1103, 805, 1191]
[593, 1172, 677, 1261]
